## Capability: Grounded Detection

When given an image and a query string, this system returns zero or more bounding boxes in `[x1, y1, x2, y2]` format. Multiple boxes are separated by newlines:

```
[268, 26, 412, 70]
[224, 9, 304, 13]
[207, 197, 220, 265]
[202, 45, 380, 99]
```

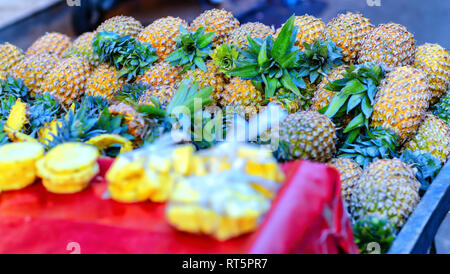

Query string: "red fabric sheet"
[0, 158, 358, 254]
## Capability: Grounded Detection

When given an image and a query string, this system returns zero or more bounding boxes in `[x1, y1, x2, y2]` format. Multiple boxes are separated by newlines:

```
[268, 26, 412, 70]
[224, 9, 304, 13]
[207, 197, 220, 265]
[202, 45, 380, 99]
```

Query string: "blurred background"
[0, 0, 448, 253]
[0, 0, 449, 50]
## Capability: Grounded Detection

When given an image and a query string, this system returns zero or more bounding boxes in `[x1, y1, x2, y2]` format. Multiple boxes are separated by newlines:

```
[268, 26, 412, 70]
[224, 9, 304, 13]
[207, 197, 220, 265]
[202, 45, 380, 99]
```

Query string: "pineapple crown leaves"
[93, 31, 158, 81]
[137, 79, 213, 119]
[114, 83, 147, 105]
[166, 26, 215, 73]
[210, 44, 239, 75]
[399, 149, 442, 191]
[97, 108, 133, 140]
[320, 64, 384, 144]
[47, 103, 105, 149]
[26, 93, 61, 137]
[338, 127, 399, 167]
[0, 76, 30, 102]
[295, 40, 343, 87]
[75, 95, 110, 117]
[353, 217, 395, 254]
[0, 121, 9, 145]
[0, 95, 17, 121]
[227, 15, 303, 98]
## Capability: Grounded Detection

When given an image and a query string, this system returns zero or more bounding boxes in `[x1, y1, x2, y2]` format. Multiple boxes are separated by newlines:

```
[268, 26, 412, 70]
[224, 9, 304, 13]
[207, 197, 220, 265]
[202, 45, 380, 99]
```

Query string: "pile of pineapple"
[0, 9, 449, 252]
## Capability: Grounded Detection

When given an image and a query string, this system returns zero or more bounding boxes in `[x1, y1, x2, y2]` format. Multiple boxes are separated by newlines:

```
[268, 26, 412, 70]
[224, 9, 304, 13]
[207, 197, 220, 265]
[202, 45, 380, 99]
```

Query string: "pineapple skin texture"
[190, 9, 240, 46]
[85, 64, 125, 100]
[323, 12, 373, 63]
[138, 16, 189, 60]
[329, 157, 363, 214]
[370, 66, 431, 144]
[311, 65, 348, 111]
[403, 113, 450, 164]
[414, 43, 450, 104]
[220, 77, 262, 109]
[0, 42, 25, 79]
[278, 111, 337, 162]
[108, 103, 146, 139]
[11, 53, 61, 97]
[184, 61, 226, 103]
[227, 22, 273, 49]
[42, 56, 92, 106]
[352, 159, 420, 231]
[136, 61, 182, 88]
[276, 14, 325, 51]
[0, 142, 44, 191]
[96, 16, 143, 38]
[26, 32, 71, 57]
[358, 23, 416, 68]
[138, 85, 176, 107]
[65, 32, 100, 66]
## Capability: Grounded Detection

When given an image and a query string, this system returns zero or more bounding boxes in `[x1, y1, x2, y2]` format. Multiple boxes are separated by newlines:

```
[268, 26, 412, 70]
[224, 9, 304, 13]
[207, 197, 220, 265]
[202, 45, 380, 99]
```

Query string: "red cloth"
[0, 158, 358, 254]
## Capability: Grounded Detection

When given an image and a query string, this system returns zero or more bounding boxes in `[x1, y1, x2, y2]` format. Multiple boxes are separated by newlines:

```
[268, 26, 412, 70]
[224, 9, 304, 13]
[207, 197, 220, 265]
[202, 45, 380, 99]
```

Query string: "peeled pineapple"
[36, 142, 99, 194]
[0, 142, 44, 191]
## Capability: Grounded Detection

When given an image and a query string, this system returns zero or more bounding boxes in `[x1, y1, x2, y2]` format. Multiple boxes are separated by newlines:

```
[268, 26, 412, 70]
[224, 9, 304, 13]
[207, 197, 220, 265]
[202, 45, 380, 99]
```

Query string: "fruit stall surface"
[0, 0, 449, 254]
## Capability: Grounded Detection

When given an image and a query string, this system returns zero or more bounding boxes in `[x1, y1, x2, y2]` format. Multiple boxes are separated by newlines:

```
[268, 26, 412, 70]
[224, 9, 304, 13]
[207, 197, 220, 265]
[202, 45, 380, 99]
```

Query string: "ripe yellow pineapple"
[138, 85, 176, 107]
[96, 15, 143, 37]
[138, 16, 189, 60]
[26, 32, 71, 57]
[370, 66, 431, 144]
[220, 77, 263, 109]
[311, 65, 348, 111]
[329, 157, 363, 213]
[190, 9, 240, 46]
[183, 61, 226, 103]
[0, 43, 25, 79]
[414, 43, 450, 104]
[65, 31, 100, 66]
[41, 56, 92, 106]
[136, 61, 182, 88]
[352, 159, 420, 230]
[403, 113, 450, 164]
[323, 12, 373, 63]
[227, 22, 274, 49]
[276, 14, 325, 51]
[358, 23, 416, 68]
[10, 53, 61, 97]
[85, 64, 125, 100]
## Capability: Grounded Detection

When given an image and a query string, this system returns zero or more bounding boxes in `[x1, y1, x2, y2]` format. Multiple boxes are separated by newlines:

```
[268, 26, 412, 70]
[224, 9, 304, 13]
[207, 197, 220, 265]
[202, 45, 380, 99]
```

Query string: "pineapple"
[220, 77, 263, 110]
[352, 159, 420, 231]
[26, 32, 71, 57]
[10, 53, 61, 97]
[358, 23, 416, 68]
[138, 85, 176, 107]
[0, 43, 25, 80]
[96, 15, 143, 37]
[136, 61, 182, 88]
[41, 56, 92, 106]
[275, 111, 337, 162]
[138, 16, 189, 60]
[65, 32, 100, 66]
[109, 103, 146, 139]
[190, 9, 240, 46]
[275, 14, 325, 51]
[414, 43, 450, 104]
[227, 22, 273, 49]
[310, 65, 347, 111]
[323, 12, 374, 63]
[370, 66, 431, 144]
[432, 90, 450, 124]
[268, 88, 303, 114]
[183, 61, 226, 103]
[85, 64, 125, 100]
[328, 157, 363, 213]
[403, 113, 450, 164]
